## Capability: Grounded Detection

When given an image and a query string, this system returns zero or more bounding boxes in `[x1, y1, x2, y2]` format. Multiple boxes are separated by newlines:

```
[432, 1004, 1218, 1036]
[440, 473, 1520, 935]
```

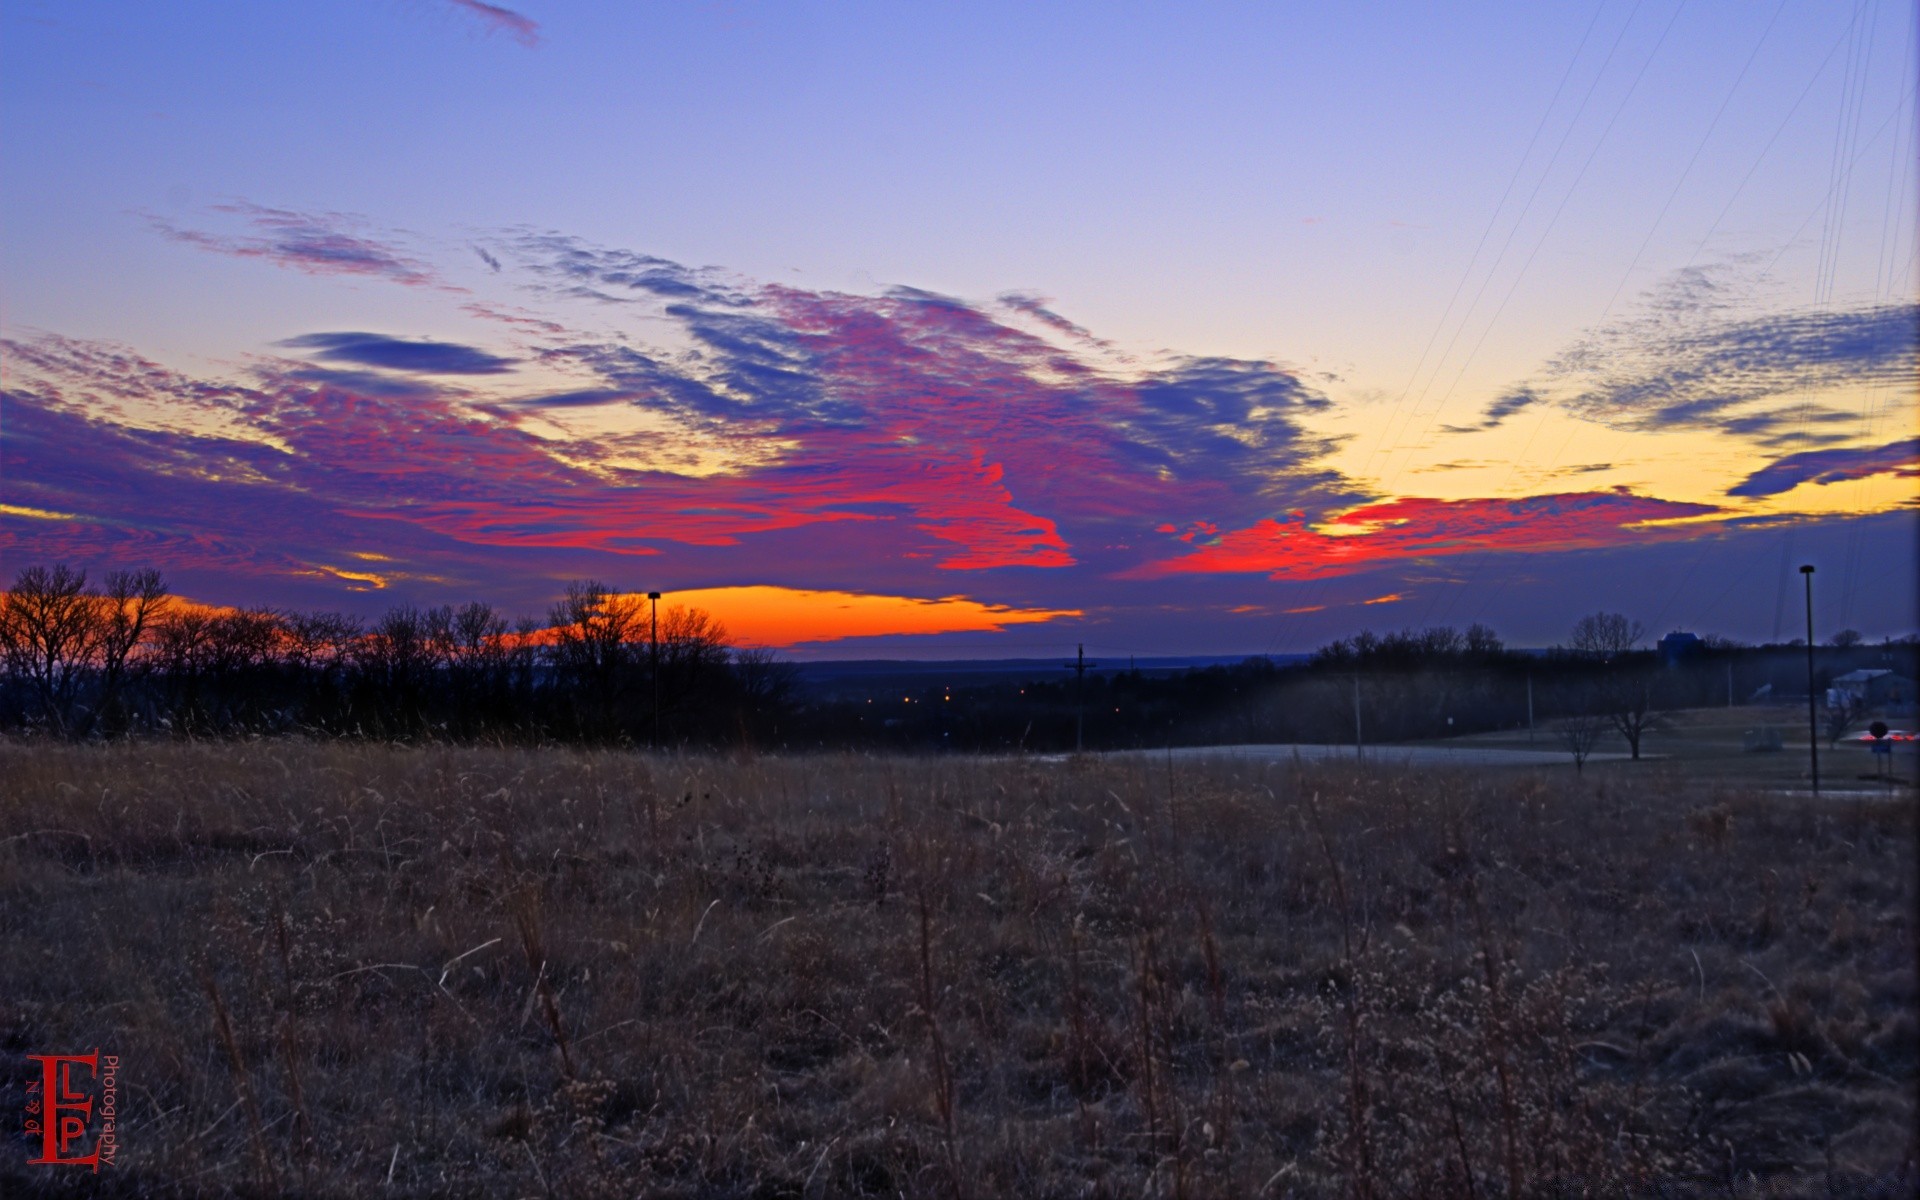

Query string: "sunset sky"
[3, 1, 1915, 656]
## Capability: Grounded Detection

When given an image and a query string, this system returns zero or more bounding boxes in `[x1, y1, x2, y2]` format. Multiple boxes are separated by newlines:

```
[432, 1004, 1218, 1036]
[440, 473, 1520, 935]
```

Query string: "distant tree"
[0, 564, 125, 735]
[654, 604, 734, 737]
[1464, 622, 1503, 657]
[91, 568, 170, 734]
[1570, 611, 1661, 759]
[1570, 612, 1645, 660]
[281, 610, 363, 732]
[155, 606, 283, 733]
[357, 605, 443, 735]
[1823, 691, 1862, 748]
[443, 601, 511, 735]
[548, 581, 648, 740]
[1829, 629, 1863, 648]
[1554, 713, 1606, 775]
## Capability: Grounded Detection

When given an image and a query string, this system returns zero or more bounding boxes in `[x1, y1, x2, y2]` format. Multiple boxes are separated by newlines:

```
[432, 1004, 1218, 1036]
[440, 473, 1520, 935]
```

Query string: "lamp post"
[1800, 565, 1817, 797]
[648, 591, 662, 749]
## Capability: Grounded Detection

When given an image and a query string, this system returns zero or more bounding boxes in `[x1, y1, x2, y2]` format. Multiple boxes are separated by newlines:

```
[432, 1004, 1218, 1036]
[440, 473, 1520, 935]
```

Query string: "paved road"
[1108, 743, 1640, 768]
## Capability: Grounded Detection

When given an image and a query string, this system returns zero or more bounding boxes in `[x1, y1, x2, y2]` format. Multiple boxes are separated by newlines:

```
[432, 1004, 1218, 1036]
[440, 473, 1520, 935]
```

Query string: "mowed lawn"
[1420, 703, 1920, 793]
[2, 741, 1914, 1197]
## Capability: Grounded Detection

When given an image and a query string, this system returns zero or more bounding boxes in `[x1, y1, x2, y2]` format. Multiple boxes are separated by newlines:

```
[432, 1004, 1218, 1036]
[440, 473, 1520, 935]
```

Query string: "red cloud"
[1136, 492, 1721, 580]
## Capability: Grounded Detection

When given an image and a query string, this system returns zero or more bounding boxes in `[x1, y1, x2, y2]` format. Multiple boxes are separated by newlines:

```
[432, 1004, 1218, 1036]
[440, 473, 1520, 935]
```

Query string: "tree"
[1829, 629, 1863, 648]
[1597, 671, 1663, 760]
[91, 568, 170, 735]
[1554, 713, 1606, 775]
[653, 604, 734, 738]
[154, 606, 282, 733]
[358, 606, 443, 735]
[1569, 612, 1645, 660]
[0, 564, 104, 735]
[1570, 611, 1660, 759]
[1823, 690, 1862, 748]
[1464, 622, 1503, 658]
[548, 581, 647, 740]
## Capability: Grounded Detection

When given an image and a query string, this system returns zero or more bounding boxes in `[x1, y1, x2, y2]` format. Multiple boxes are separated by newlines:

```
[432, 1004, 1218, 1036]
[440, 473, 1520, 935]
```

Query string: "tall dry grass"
[0, 741, 1912, 1197]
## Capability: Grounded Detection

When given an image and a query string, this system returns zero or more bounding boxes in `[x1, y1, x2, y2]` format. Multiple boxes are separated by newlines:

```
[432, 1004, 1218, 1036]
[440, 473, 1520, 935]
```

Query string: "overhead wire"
[1263, 0, 1627, 652]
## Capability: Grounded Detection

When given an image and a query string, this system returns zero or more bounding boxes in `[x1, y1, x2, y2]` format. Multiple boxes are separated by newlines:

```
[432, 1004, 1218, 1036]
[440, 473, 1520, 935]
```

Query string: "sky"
[2, 0, 1915, 657]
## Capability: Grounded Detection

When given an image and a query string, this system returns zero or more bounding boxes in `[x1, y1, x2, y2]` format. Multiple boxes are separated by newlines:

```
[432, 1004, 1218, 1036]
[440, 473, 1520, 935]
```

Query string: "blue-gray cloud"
[1727, 437, 1920, 498]
[1554, 302, 1917, 437]
[1468, 257, 1918, 441]
[279, 332, 518, 375]
[501, 387, 636, 409]
[1445, 385, 1541, 433]
[508, 233, 740, 305]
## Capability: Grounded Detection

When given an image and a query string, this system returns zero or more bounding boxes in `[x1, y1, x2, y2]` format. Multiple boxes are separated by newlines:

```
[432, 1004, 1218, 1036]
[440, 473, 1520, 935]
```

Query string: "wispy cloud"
[150, 203, 439, 287]
[1553, 302, 1916, 438]
[447, 0, 541, 48]
[1467, 262, 1918, 442]
[1445, 385, 1541, 433]
[1727, 437, 1920, 498]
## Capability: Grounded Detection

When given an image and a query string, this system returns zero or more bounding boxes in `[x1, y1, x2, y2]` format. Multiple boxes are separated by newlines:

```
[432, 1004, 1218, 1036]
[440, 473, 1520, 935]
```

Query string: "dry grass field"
[1, 741, 1914, 1198]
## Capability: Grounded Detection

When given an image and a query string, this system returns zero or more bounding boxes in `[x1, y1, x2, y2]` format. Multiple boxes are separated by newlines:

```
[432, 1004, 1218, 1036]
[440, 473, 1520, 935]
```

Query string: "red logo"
[24, 1051, 118, 1170]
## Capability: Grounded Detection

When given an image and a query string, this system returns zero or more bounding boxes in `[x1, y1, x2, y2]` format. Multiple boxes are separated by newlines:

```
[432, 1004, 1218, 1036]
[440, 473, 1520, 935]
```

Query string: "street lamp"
[648, 591, 662, 749]
[1800, 565, 1817, 797]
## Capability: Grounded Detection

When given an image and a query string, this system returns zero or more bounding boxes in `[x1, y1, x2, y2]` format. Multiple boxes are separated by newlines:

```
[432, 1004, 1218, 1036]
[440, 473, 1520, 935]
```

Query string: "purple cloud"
[448, 0, 541, 48]
[9, 242, 1909, 645]
[279, 332, 519, 375]
[150, 203, 438, 287]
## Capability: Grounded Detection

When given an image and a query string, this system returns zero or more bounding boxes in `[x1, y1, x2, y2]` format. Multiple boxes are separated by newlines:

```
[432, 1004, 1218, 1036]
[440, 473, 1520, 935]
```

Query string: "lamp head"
[1798, 565, 1814, 575]
[647, 591, 661, 600]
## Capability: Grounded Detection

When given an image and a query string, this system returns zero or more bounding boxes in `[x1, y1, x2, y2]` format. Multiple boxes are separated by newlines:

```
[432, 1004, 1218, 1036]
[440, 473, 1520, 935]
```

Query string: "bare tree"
[1829, 629, 1862, 648]
[1554, 714, 1606, 774]
[1464, 622, 1503, 657]
[654, 604, 734, 738]
[1569, 612, 1645, 661]
[548, 581, 647, 739]
[1570, 611, 1662, 760]
[90, 568, 170, 734]
[1823, 690, 1862, 748]
[0, 564, 103, 734]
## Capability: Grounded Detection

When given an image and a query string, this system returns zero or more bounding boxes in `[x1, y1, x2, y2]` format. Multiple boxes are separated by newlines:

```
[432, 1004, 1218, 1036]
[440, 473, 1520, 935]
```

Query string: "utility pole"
[1800, 565, 1818, 797]
[1726, 660, 1734, 708]
[648, 590, 662, 750]
[1526, 673, 1535, 744]
[1353, 675, 1363, 761]
[1065, 644, 1095, 753]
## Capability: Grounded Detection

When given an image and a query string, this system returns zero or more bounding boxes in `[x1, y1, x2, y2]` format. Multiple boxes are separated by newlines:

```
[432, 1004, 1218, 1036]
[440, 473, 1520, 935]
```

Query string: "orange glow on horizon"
[632, 585, 1080, 648]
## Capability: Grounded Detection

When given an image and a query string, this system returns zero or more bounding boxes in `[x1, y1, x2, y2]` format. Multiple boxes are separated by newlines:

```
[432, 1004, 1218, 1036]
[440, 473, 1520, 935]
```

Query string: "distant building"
[1658, 631, 1703, 665]
[1831, 669, 1916, 709]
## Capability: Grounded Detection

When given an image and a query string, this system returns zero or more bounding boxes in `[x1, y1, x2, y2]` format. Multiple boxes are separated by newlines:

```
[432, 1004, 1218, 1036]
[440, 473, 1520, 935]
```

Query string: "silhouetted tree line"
[4, 561, 1912, 752]
[0, 565, 796, 745]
